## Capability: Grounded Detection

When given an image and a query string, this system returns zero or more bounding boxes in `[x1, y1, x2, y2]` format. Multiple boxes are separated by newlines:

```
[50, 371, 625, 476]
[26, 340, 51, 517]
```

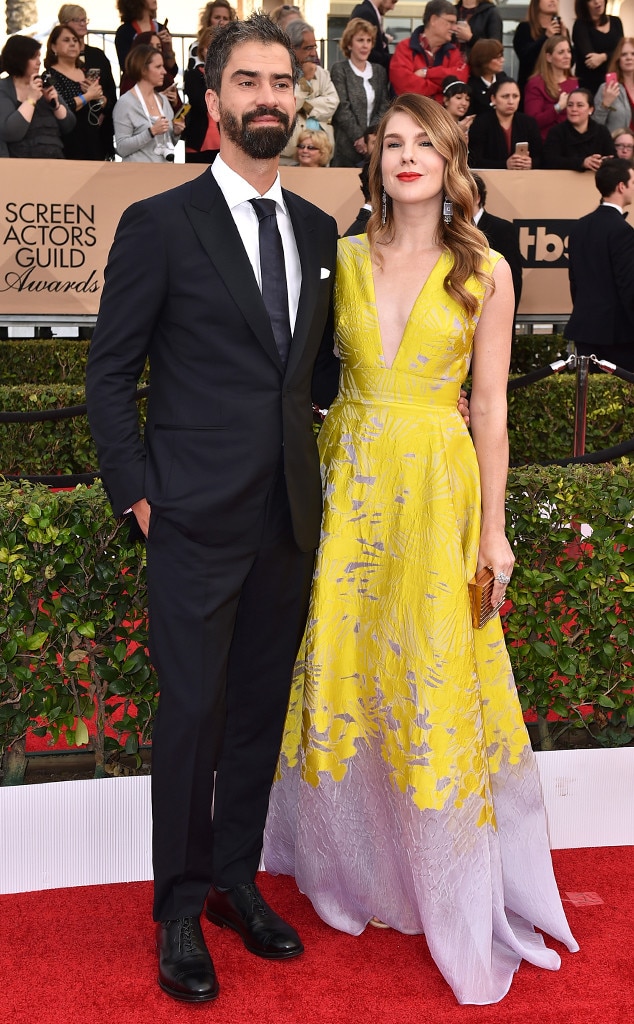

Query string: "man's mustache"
[243, 106, 291, 131]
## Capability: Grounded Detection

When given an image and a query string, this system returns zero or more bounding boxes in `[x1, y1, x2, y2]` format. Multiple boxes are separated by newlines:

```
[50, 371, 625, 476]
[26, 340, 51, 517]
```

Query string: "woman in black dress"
[468, 77, 543, 168]
[58, 4, 117, 158]
[543, 86, 616, 169]
[572, 0, 623, 96]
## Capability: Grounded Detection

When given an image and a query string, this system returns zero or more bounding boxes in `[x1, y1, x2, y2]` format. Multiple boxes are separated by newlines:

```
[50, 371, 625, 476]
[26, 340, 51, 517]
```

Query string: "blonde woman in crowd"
[524, 35, 578, 140]
[330, 18, 390, 167]
[294, 127, 332, 166]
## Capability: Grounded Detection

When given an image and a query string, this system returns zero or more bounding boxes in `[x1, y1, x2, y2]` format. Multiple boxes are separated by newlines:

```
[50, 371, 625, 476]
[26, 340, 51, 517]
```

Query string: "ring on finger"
[495, 571, 511, 586]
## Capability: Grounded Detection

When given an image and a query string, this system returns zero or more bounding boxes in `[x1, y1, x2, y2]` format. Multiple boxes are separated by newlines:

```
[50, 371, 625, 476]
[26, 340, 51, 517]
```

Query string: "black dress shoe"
[206, 882, 304, 960]
[156, 916, 219, 1002]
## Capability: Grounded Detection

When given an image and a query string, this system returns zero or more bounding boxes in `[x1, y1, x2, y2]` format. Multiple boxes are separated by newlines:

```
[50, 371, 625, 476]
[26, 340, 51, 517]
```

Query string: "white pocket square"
[320, 267, 331, 279]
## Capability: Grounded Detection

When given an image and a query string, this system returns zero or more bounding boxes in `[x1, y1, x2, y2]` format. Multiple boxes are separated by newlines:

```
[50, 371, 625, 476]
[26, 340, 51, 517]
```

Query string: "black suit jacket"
[350, 0, 391, 68]
[477, 209, 523, 314]
[86, 170, 339, 552]
[343, 206, 371, 237]
[564, 204, 634, 349]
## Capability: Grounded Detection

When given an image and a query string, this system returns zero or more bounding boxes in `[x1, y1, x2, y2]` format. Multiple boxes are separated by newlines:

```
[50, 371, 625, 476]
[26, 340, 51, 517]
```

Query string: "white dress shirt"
[211, 155, 302, 332]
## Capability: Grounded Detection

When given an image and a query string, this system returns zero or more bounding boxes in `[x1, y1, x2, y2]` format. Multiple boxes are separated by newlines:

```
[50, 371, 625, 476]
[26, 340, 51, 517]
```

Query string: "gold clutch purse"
[468, 566, 504, 629]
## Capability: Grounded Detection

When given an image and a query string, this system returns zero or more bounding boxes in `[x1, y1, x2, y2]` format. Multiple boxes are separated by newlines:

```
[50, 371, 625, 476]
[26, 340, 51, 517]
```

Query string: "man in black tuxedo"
[349, 0, 398, 69]
[565, 158, 634, 370]
[471, 172, 523, 317]
[86, 14, 339, 1004]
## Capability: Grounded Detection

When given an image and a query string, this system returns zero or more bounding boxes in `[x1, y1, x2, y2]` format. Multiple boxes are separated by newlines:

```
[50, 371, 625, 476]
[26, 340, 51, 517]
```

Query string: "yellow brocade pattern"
[279, 236, 529, 825]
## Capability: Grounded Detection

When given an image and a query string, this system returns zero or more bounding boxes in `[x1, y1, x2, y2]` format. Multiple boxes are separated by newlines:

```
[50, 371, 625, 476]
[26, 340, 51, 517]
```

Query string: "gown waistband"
[337, 366, 461, 410]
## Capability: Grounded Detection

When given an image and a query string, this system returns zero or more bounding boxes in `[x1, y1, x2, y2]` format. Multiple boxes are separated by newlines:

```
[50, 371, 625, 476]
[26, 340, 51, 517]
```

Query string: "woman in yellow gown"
[264, 94, 577, 1004]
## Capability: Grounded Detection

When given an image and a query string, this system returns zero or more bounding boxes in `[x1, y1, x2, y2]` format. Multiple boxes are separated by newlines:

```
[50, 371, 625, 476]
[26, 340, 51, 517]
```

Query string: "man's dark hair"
[205, 12, 299, 92]
[423, 0, 456, 29]
[595, 157, 633, 198]
[0, 34, 40, 77]
[471, 171, 486, 208]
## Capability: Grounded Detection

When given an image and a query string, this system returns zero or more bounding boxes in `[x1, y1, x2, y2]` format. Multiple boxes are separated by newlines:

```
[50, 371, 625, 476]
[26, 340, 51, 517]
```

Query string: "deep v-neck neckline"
[367, 244, 445, 370]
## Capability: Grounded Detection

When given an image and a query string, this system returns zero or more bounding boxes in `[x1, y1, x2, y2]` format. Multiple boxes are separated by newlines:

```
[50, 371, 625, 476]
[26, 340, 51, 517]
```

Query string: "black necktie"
[250, 198, 292, 367]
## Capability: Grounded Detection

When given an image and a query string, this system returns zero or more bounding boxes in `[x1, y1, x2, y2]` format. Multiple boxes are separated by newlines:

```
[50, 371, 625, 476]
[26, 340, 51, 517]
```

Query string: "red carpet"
[1, 848, 632, 1024]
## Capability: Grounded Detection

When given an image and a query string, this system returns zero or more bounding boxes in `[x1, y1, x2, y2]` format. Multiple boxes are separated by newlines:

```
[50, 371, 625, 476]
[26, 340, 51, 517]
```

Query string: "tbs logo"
[516, 220, 574, 268]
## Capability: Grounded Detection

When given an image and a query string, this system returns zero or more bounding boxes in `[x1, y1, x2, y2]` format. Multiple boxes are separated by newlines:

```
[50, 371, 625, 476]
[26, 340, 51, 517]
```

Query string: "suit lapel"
[284, 189, 319, 379]
[184, 171, 283, 371]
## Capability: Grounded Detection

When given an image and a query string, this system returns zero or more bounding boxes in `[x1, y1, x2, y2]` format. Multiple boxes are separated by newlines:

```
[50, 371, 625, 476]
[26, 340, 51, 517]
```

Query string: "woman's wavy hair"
[367, 95, 493, 318]
[339, 18, 377, 58]
[199, 0, 237, 31]
[608, 37, 634, 82]
[530, 34, 573, 99]
[44, 24, 82, 69]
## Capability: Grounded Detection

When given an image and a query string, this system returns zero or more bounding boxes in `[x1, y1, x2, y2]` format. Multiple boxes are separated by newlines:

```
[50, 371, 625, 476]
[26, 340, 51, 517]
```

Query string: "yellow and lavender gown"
[263, 235, 578, 1005]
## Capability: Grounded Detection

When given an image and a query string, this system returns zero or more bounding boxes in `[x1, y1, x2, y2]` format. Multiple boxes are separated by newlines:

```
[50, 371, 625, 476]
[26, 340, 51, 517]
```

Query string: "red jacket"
[389, 28, 468, 101]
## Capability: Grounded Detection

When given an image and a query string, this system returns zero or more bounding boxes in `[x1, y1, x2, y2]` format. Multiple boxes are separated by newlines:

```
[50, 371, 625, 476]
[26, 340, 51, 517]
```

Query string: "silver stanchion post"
[573, 354, 589, 457]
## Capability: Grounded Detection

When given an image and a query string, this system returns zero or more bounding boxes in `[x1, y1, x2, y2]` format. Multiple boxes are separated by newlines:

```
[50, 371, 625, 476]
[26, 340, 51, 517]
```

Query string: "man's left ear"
[206, 88, 220, 124]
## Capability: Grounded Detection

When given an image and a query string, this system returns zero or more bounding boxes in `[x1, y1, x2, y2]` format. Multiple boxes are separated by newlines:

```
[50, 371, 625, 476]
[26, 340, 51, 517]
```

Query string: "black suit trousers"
[147, 465, 314, 921]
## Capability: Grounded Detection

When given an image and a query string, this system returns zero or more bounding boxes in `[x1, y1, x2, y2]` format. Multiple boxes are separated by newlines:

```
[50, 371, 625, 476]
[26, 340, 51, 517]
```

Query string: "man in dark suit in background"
[349, 0, 399, 69]
[471, 172, 523, 317]
[86, 14, 339, 1004]
[565, 158, 634, 370]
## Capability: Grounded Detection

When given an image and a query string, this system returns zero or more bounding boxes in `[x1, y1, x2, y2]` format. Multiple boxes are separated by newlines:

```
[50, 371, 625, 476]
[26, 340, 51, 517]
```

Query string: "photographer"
[0, 34, 75, 159]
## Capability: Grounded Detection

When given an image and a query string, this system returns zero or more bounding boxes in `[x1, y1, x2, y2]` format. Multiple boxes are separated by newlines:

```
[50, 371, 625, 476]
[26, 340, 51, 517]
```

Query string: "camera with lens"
[40, 71, 52, 88]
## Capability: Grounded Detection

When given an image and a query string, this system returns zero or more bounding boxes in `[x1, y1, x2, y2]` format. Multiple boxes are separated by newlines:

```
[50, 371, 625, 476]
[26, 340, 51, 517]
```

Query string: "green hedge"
[0, 334, 562, 387]
[0, 385, 97, 476]
[0, 340, 90, 385]
[1, 464, 633, 782]
[1, 374, 632, 476]
[508, 374, 634, 465]
[510, 334, 568, 375]
[0, 481, 153, 781]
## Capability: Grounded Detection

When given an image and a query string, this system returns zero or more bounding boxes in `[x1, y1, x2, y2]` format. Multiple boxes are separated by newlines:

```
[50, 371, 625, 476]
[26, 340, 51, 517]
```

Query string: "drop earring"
[443, 197, 453, 224]
[381, 187, 387, 225]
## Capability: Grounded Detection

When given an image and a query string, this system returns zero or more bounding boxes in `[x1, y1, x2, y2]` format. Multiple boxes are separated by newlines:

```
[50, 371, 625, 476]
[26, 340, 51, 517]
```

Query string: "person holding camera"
[45, 23, 107, 160]
[0, 34, 75, 159]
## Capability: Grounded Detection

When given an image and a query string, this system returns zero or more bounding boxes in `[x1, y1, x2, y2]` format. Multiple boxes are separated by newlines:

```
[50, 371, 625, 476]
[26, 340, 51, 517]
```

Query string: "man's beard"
[218, 103, 296, 159]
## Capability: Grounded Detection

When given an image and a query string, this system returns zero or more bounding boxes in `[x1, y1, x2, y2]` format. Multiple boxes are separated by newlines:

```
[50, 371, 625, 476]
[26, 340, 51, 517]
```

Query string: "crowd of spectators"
[0, 0, 631, 171]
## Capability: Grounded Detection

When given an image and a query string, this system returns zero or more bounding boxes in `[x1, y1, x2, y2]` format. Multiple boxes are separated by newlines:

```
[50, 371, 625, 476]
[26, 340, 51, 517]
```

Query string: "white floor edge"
[0, 748, 632, 895]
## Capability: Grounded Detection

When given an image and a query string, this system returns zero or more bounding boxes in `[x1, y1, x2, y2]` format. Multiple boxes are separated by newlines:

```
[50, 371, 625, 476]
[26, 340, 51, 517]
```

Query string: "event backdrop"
[0, 162, 598, 319]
